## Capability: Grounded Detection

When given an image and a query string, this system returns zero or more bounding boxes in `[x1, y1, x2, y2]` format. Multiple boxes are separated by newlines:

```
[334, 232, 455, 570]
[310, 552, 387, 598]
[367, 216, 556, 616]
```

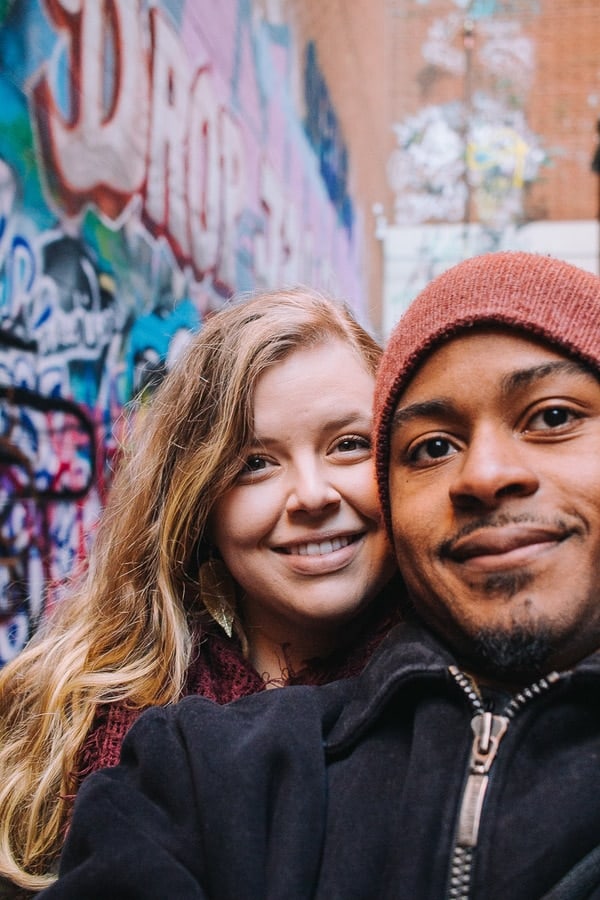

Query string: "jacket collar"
[324, 620, 455, 753]
[324, 619, 600, 754]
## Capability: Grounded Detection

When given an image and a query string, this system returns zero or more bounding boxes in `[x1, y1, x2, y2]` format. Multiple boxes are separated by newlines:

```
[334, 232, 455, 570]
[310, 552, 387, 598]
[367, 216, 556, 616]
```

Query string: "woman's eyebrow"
[253, 411, 373, 444]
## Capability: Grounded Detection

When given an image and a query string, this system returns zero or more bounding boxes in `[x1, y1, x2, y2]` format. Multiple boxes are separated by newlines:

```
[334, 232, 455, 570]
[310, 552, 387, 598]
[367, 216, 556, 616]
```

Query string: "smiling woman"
[0, 288, 401, 894]
[211, 338, 393, 677]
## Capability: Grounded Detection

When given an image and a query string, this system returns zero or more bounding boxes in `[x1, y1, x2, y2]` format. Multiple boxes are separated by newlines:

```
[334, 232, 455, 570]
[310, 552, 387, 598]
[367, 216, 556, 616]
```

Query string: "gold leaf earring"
[198, 553, 236, 638]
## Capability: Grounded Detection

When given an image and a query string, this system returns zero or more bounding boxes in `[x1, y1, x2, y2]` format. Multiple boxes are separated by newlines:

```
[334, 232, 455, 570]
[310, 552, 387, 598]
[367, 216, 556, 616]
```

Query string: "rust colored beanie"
[374, 251, 600, 538]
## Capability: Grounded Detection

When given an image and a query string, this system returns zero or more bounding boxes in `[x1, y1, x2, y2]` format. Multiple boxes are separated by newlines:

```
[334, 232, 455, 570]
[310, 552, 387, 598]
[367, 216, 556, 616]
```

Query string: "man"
[41, 252, 600, 899]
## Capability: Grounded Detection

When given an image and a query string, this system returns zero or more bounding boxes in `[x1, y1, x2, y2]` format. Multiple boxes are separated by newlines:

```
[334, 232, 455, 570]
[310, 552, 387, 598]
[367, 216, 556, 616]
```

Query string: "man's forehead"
[393, 326, 594, 414]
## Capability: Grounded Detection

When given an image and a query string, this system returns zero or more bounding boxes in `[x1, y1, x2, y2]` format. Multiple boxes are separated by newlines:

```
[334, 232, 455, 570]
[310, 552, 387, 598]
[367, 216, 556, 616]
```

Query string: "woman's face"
[210, 339, 395, 651]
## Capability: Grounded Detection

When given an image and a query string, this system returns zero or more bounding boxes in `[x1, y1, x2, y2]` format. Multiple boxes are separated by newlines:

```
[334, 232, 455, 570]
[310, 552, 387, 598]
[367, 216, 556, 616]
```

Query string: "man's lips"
[444, 524, 570, 566]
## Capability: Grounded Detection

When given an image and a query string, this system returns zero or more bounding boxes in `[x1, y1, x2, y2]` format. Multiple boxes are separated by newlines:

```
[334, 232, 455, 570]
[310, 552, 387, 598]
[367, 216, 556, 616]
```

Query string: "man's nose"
[449, 425, 539, 510]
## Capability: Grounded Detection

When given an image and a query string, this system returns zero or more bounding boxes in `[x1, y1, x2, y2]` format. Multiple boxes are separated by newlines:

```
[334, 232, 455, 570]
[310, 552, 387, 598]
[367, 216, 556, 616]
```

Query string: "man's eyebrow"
[391, 360, 595, 431]
[500, 360, 595, 393]
[392, 399, 452, 430]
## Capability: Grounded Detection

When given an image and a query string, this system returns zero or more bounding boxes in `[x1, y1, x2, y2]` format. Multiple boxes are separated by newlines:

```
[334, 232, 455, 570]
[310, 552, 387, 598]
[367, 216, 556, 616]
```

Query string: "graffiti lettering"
[32, 0, 148, 220]
[32, 1, 318, 294]
[187, 67, 220, 274]
[145, 8, 191, 257]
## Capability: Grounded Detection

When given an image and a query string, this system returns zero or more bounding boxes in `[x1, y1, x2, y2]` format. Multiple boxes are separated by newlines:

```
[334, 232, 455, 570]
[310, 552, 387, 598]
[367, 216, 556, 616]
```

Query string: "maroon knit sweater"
[77, 579, 403, 778]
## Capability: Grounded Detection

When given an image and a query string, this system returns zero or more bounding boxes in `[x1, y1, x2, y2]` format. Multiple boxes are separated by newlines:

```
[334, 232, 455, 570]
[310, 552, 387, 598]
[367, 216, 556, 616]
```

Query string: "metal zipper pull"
[447, 666, 561, 899]
[456, 712, 509, 848]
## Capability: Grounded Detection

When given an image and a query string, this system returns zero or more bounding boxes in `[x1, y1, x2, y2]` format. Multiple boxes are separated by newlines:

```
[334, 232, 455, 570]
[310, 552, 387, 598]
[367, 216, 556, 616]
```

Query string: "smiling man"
[376, 253, 600, 684]
[386, 328, 600, 679]
[41, 253, 600, 900]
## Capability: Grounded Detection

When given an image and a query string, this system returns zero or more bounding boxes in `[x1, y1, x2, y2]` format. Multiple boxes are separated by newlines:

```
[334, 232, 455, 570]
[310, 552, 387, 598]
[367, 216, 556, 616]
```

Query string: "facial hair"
[465, 624, 555, 681]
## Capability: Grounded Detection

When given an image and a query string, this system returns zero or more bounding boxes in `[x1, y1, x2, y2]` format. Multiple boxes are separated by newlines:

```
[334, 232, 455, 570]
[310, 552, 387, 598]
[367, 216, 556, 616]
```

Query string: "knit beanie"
[374, 251, 600, 538]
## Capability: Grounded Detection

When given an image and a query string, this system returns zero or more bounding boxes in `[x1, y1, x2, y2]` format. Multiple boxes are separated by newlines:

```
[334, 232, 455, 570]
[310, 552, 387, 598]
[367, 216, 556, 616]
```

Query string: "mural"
[385, 0, 550, 322]
[0, 0, 364, 662]
[389, 2, 547, 233]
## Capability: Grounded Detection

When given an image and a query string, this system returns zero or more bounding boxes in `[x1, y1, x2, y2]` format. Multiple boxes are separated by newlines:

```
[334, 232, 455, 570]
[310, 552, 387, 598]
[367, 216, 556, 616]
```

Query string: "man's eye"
[409, 437, 457, 463]
[526, 406, 578, 431]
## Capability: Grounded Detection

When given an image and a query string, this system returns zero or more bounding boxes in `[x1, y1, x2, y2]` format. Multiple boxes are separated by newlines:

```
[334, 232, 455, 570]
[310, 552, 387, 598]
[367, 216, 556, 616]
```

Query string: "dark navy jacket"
[40, 623, 600, 899]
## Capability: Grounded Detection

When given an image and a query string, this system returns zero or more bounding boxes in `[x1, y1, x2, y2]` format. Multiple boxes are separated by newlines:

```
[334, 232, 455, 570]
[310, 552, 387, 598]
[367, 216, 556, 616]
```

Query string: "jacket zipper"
[446, 666, 561, 899]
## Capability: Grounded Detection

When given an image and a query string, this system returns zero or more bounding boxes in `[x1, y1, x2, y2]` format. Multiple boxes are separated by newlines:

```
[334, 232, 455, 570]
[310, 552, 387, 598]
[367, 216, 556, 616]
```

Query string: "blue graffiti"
[303, 41, 353, 234]
[126, 296, 201, 396]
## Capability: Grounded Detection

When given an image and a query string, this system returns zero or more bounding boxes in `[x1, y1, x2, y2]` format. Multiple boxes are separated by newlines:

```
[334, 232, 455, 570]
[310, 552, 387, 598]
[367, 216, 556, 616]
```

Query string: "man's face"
[389, 328, 600, 678]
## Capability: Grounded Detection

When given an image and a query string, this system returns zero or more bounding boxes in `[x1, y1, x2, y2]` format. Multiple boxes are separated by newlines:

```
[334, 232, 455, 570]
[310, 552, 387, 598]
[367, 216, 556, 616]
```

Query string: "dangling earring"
[198, 552, 236, 638]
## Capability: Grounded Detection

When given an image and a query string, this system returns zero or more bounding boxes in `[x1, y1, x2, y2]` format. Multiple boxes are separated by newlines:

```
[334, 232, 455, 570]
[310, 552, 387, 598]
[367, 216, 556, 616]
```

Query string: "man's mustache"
[438, 513, 578, 559]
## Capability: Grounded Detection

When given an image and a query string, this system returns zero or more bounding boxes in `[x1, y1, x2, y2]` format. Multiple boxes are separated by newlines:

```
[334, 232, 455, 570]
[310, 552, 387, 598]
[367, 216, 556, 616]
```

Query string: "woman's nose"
[285, 461, 341, 515]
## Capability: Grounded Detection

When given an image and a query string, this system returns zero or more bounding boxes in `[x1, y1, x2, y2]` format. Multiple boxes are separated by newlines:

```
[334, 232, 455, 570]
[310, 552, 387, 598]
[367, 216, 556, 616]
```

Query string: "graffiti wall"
[0, 0, 364, 662]
[388, 0, 546, 232]
[382, 0, 568, 330]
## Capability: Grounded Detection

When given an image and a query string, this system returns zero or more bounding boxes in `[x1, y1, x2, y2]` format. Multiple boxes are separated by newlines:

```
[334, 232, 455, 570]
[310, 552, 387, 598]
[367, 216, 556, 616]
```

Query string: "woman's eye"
[409, 436, 457, 464]
[526, 406, 578, 432]
[336, 436, 370, 453]
[242, 454, 267, 472]
[235, 453, 276, 484]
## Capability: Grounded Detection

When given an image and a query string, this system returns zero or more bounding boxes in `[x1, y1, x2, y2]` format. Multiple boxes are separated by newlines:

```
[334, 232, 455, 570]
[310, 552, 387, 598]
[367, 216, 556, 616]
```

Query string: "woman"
[0, 287, 400, 893]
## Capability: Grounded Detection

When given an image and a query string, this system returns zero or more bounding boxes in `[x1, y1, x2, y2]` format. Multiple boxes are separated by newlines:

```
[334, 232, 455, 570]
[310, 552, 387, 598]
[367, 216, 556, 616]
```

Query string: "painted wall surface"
[381, 219, 598, 334]
[0, 0, 364, 663]
[388, 0, 547, 233]
[381, 0, 600, 332]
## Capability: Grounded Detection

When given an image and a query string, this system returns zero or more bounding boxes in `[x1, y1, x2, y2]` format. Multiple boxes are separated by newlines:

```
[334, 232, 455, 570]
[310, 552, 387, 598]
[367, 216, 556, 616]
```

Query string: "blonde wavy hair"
[0, 286, 382, 891]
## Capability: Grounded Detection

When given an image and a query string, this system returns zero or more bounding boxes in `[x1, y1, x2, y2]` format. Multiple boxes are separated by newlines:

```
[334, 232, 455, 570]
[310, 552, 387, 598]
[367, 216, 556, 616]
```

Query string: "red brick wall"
[286, 0, 396, 328]
[386, 0, 600, 226]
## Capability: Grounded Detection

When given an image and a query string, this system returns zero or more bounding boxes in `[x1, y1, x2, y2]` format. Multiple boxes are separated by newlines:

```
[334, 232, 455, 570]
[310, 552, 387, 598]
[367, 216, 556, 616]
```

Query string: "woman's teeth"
[293, 535, 353, 556]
